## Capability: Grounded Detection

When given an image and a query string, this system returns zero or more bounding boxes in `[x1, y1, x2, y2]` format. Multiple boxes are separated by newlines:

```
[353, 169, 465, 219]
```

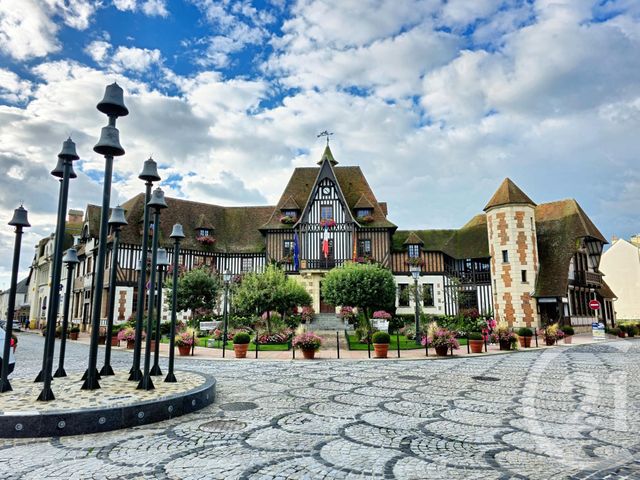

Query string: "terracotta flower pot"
[69, 332, 79, 341]
[302, 348, 316, 359]
[545, 338, 556, 346]
[469, 339, 484, 353]
[518, 336, 532, 348]
[111, 336, 120, 347]
[127, 340, 135, 349]
[435, 345, 449, 356]
[563, 336, 572, 344]
[234, 343, 249, 358]
[373, 343, 389, 358]
[499, 340, 512, 351]
[617, 332, 626, 338]
[149, 340, 156, 351]
[178, 344, 191, 356]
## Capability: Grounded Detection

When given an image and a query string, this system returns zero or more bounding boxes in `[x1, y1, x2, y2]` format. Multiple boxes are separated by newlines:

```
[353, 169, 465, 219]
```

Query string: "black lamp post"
[130, 158, 161, 381]
[53, 247, 79, 378]
[82, 83, 128, 391]
[0, 205, 30, 393]
[100, 205, 128, 376]
[138, 187, 168, 390]
[150, 248, 169, 376]
[37, 139, 80, 402]
[165, 223, 184, 383]
[410, 265, 421, 345]
[221, 269, 232, 358]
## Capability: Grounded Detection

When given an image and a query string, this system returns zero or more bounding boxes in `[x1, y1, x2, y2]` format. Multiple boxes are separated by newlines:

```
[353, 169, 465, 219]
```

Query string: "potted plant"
[68, 326, 80, 340]
[627, 324, 638, 338]
[292, 332, 322, 359]
[609, 327, 621, 338]
[424, 328, 459, 356]
[617, 325, 627, 338]
[491, 321, 517, 350]
[233, 332, 251, 358]
[542, 323, 564, 346]
[561, 325, 575, 344]
[517, 327, 533, 348]
[117, 327, 139, 349]
[372, 331, 390, 358]
[111, 324, 122, 346]
[175, 330, 197, 356]
[468, 332, 484, 353]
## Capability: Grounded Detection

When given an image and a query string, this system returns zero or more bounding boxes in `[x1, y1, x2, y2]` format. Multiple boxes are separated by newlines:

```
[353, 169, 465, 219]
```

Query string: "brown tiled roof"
[354, 194, 374, 209]
[484, 178, 536, 211]
[262, 164, 396, 230]
[392, 229, 457, 253]
[443, 214, 490, 259]
[535, 199, 607, 297]
[598, 280, 616, 299]
[280, 195, 300, 210]
[403, 231, 424, 245]
[117, 195, 273, 253]
[194, 214, 215, 230]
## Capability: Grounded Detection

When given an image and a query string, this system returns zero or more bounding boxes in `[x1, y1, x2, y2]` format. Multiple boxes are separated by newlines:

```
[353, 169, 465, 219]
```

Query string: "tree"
[321, 262, 396, 329]
[233, 264, 311, 332]
[166, 266, 222, 326]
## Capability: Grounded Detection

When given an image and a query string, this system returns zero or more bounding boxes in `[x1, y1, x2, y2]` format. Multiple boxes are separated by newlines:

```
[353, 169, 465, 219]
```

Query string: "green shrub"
[233, 332, 251, 344]
[627, 325, 638, 337]
[618, 324, 628, 333]
[610, 327, 621, 336]
[371, 331, 390, 344]
[560, 325, 574, 336]
[468, 332, 484, 341]
[517, 327, 533, 337]
[69, 326, 80, 333]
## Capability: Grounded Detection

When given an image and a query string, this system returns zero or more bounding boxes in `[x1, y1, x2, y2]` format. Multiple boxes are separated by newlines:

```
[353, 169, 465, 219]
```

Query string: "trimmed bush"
[69, 326, 80, 334]
[468, 332, 484, 341]
[233, 332, 251, 344]
[517, 327, 533, 337]
[372, 331, 390, 344]
[560, 325, 574, 336]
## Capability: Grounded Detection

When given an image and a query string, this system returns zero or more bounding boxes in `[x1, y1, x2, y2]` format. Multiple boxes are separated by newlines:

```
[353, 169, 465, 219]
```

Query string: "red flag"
[322, 227, 329, 258]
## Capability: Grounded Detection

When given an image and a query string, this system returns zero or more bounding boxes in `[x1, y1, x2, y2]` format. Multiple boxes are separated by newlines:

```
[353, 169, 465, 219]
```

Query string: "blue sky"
[0, 0, 639, 286]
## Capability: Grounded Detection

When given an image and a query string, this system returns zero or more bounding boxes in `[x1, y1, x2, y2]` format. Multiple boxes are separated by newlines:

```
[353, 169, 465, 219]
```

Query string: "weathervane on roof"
[317, 130, 333, 146]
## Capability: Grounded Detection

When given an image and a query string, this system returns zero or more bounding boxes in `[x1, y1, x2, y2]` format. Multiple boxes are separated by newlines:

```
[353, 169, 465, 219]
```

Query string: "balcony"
[574, 271, 603, 287]
[302, 259, 345, 270]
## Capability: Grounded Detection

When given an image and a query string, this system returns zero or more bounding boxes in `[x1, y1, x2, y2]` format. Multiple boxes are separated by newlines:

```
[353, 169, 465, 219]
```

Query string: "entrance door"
[319, 281, 334, 313]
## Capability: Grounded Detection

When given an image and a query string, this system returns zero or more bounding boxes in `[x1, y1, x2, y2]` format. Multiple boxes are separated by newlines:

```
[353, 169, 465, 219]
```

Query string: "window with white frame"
[241, 257, 253, 272]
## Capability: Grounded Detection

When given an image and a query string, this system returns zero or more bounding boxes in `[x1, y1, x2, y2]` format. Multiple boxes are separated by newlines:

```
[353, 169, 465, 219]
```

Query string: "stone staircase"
[308, 313, 346, 331]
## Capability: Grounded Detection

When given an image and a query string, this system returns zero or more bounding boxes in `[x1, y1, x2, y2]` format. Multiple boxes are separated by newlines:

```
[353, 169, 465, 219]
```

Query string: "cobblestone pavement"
[1, 334, 639, 479]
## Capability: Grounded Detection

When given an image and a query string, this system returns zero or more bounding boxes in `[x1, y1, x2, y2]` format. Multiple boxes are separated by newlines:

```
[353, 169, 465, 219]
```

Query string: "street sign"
[589, 300, 601, 310]
[592, 322, 605, 341]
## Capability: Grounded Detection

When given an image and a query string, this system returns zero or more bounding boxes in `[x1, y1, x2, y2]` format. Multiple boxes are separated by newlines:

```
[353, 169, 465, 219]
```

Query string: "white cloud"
[85, 40, 111, 63]
[141, 0, 168, 17]
[113, 0, 137, 11]
[112, 46, 162, 72]
[0, 0, 60, 60]
[0, 69, 33, 104]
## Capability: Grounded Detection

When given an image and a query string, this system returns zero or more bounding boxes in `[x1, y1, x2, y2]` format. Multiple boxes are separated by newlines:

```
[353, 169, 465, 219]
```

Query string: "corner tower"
[484, 178, 540, 327]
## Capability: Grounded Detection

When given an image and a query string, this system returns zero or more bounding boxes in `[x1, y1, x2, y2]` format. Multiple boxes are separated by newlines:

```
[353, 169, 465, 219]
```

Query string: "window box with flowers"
[319, 219, 336, 228]
[196, 236, 216, 246]
[279, 254, 294, 265]
[405, 257, 424, 267]
[355, 255, 375, 264]
[356, 215, 374, 224]
[279, 215, 297, 225]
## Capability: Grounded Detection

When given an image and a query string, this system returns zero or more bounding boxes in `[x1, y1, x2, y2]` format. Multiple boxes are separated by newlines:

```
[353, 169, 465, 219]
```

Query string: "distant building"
[0, 277, 30, 325]
[600, 237, 640, 320]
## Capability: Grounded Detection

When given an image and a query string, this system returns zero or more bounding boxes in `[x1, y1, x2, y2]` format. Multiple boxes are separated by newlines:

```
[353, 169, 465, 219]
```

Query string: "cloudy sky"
[0, 0, 639, 287]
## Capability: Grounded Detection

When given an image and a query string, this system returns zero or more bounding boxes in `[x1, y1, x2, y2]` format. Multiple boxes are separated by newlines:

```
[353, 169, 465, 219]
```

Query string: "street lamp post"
[82, 82, 128, 391]
[100, 205, 128, 376]
[37, 139, 80, 402]
[165, 224, 184, 383]
[221, 269, 232, 358]
[138, 187, 168, 390]
[130, 158, 161, 381]
[0, 205, 30, 393]
[410, 265, 421, 346]
[53, 247, 79, 378]
[150, 248, 169, 376]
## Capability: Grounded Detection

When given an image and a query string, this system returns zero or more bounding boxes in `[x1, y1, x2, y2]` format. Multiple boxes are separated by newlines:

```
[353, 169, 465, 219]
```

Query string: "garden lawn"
[160, 336, 290, 351]
[346, 334, 467, 350]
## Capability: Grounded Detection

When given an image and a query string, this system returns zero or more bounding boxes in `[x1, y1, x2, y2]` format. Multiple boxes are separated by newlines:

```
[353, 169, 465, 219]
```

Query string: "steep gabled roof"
[354, 194, 374, 209]
[484, 178, 536, 211]
[280, 195, 300, 210]
[194, 213, 215, 231]
[403, 231, 424, 245]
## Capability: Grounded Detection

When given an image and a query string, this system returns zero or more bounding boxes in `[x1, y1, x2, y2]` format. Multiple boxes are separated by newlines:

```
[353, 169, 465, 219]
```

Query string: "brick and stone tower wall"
[484, 179, 540, 328]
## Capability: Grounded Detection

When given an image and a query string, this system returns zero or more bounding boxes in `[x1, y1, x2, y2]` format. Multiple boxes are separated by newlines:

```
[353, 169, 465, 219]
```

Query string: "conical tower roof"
[483, 178, 536, 211]
[317, 145, 338, 166]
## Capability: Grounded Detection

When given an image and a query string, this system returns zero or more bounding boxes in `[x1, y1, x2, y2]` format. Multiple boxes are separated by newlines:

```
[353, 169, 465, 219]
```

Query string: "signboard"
[372, 319, 389, 333]
[589, 300, 601, 310]
[199, 321, 220, 332]
[592, 322, 605, 341]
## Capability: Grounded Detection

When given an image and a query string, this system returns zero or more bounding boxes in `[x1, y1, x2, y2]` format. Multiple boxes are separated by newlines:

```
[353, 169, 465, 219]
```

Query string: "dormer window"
[197, 228, 211, 237]
[282, 210, 298, 218]
[408, 244, 420, 258]
[356, 208, 372, 217]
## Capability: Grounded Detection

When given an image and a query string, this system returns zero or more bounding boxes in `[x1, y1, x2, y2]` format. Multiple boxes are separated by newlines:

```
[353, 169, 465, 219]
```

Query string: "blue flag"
[293, 232, 300, 270]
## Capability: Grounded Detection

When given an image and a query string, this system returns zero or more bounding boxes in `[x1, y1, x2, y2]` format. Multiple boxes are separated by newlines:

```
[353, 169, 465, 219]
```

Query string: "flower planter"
[499, 340, 512, 351]
[373, 343, 389, 358]
[111, 337, 120, 347]
[617, 332, 626, 338]
[435, 345, 449, 356]
[563, 336, 572, 344]
[149, 340, 156, 351]
[518, 336, 532, 348]
[234, 343, 249, 358]
[69, 332, 79, 341]
[301, 348, 316, 359]
[127, 340, 135, 349]
[469, 339, 484, 353]
[545, 338, 556, 346]
[178, 345, 191, 356]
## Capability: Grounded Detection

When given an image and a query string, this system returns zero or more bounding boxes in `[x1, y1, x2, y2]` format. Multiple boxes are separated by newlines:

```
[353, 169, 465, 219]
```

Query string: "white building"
[600, 236, 640, 321]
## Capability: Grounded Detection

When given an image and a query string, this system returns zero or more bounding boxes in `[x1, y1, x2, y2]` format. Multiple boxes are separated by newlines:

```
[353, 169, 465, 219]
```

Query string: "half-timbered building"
[32, 145, 616, 331]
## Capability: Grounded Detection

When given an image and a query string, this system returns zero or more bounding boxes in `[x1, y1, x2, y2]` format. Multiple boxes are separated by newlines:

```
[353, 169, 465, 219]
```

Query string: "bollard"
[292, 343, 295, 359]
[484, 336, 488, 352]
[255, 336, 259, 359]
[466, 334, 470, 354]
[450, 344, 454, 356]
[191, 332, 195, 356]
[425, 339, 428, 357]
[336, 331, 340, 359]
[367, 339, 371, 359]
[534, 328, 539, 348]
[396, 332, 400, 358]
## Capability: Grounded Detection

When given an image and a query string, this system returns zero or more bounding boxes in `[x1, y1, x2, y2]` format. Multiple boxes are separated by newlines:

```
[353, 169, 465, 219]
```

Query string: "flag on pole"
[293, 232, 300, 270]
[322, 226, 330, 259]
[352, 230, 357, 261]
